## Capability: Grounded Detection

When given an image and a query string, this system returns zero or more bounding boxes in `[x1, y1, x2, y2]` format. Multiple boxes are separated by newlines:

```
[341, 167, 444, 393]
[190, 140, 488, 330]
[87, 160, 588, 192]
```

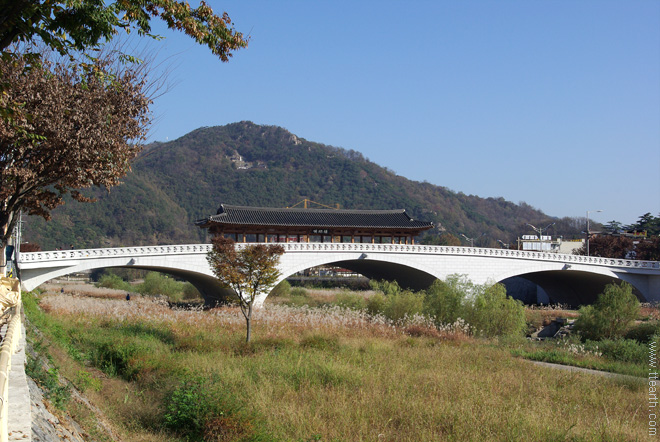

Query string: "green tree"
[465, 283, 526, 338]
[573, 282, 640, 341]
[423, 275, 470, 326]
[627, 213, 660, 236]
[0, 0, 247, 60]
[207, 236, 284, 342]
[603, 220, 623, 234]
[367, 280, 425, 323]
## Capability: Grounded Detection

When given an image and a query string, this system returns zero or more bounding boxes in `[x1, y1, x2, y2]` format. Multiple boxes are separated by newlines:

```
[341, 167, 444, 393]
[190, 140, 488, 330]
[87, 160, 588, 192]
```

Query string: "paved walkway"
[529, 360, 643, 383]
[7, 321, 31, 441]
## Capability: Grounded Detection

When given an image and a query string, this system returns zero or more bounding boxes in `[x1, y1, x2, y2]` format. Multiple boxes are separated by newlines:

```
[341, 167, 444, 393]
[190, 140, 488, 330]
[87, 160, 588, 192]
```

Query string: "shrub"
[164, 378, 212, 437]
[368, 280, 424, 323]
[365, 292, 387, 316]
[95, 273, 132, 291]
[137, 272, 185, 301]
[181, 283, 202, 300]
[624, 321, 660, 343]
[383, 289, 424, 324]
[334, 290, 367, 311]
[369, 279, 403, 296]
[573, 282, 640, 341]
[465, 283, 526, 338]
[586, 338, 649, 364]
[270, 280, 291, 297]
[290, 287, 307, 298]
[423, 275, 470, 326]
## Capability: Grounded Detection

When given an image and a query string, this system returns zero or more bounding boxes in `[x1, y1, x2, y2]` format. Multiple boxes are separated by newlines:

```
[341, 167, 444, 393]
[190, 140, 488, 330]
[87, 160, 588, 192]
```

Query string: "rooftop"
[196, 204, 434, 230]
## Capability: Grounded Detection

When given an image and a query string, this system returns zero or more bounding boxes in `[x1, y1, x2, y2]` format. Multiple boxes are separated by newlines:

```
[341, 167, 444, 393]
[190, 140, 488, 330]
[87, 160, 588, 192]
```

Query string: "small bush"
[573, 282, 640, 341]
[625, 321, 660, 343]
[334, 290, 367, 310]
[383, 289, 424, 324]
[465, 283, 526, 338]
[270, 280, 291, 297]
[75, 370, 102, 393]
[95, 273, 132, 291]
[164, 377, 263, 442]
[181, 283, 202, 300]
[290, 287, 307, 298]
[368, 280, 424, 323]
[365, 292, 387, 316]
[164, 378, 212, 437]
[137, 272, 186, 301]
[587, 338, 649, 364]
[423, 275, 469, 326]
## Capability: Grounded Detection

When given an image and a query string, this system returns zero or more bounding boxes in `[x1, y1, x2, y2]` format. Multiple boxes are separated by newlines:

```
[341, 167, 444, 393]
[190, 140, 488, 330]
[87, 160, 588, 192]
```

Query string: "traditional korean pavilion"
[196, 204, 434, 244]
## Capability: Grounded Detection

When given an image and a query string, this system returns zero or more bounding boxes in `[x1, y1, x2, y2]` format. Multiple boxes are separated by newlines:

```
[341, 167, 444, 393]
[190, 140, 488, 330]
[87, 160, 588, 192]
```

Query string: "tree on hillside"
[207, 236, 285, 343]
[0, 50, 150, 260]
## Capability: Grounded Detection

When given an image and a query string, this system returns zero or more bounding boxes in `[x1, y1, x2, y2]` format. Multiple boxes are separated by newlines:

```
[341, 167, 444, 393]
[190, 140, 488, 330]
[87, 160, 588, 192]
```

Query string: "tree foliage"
[423, 276, 470, 326]
[0, 50, 150, 244]
[0, 0, 246, 258]
[0, 0, 247, 60]
[464, 283, 527, 338]
[574, 235, 634, 259]
[573, 282, 640, 341]
[207, 236, 284, 342]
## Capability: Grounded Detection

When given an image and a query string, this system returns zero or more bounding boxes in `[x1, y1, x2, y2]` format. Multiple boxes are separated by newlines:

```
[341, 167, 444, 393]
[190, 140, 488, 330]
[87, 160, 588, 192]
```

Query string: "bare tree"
[207, 237, 285, 343]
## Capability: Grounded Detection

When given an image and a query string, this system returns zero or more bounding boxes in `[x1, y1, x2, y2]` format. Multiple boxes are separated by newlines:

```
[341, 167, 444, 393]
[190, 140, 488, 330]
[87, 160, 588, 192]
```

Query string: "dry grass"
[28, 286, 654, 442]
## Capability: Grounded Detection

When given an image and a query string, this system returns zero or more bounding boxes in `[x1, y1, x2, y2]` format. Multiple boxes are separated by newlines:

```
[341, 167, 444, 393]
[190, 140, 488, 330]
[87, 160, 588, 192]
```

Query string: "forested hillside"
[23, 121, 582, 250]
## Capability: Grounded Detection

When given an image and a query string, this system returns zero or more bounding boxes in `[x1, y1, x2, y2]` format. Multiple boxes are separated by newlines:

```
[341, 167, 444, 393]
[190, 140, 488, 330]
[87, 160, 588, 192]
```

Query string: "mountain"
[23, 121, 579, 250]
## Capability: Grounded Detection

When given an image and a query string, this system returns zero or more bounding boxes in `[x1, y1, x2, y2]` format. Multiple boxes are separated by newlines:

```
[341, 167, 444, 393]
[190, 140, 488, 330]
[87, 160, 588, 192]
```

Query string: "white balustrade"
[17, 242, 659, 271]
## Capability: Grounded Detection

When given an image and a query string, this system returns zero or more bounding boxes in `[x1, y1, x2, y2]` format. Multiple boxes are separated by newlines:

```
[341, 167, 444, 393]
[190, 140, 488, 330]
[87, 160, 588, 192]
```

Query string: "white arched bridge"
[17, 243, 660, 306]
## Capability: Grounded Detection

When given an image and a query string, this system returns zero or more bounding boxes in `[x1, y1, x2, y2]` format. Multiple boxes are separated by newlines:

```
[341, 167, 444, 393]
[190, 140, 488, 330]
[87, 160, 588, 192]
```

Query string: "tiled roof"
[196, 204, 433, 230]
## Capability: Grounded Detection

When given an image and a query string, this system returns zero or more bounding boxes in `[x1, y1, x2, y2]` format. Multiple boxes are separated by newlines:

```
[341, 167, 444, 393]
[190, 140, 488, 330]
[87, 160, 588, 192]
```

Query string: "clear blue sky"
[144, 0, 660, 227]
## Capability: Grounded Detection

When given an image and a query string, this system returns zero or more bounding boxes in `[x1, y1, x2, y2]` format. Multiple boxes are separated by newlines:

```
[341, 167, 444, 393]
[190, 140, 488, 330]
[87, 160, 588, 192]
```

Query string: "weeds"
[23, 286, 654, 441]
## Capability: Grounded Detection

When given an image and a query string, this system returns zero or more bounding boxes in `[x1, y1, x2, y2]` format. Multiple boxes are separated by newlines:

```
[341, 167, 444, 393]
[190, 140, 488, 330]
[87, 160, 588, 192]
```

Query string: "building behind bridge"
[196, 204, 434, 244]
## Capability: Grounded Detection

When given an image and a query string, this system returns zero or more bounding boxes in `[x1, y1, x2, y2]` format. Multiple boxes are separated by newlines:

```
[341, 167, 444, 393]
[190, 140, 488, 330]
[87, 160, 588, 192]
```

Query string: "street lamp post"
[526, 223, 555, 251]
[460, 233, 485, 247]
[586, 209, 603, 256]
[460, 233, 475, 247]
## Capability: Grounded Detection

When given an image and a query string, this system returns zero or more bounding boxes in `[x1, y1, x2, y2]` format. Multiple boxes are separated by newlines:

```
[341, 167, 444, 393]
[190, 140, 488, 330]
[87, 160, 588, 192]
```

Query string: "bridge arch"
[273, 255, 438, 293]
[17, 245, 233, 302]
[18, 243, 660, 307]
[493, 264, 649, 306]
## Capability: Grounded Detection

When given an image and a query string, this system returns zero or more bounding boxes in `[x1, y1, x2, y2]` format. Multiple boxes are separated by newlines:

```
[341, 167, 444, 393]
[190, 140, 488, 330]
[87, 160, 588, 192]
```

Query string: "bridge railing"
[279, 242, 660, 270]
[18, 242, 660, 271]
[18, 244, 214, 263]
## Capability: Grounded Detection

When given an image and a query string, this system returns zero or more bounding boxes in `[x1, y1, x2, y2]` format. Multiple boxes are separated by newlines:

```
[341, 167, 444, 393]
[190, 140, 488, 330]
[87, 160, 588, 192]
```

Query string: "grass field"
[24, 283, 653, 442]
